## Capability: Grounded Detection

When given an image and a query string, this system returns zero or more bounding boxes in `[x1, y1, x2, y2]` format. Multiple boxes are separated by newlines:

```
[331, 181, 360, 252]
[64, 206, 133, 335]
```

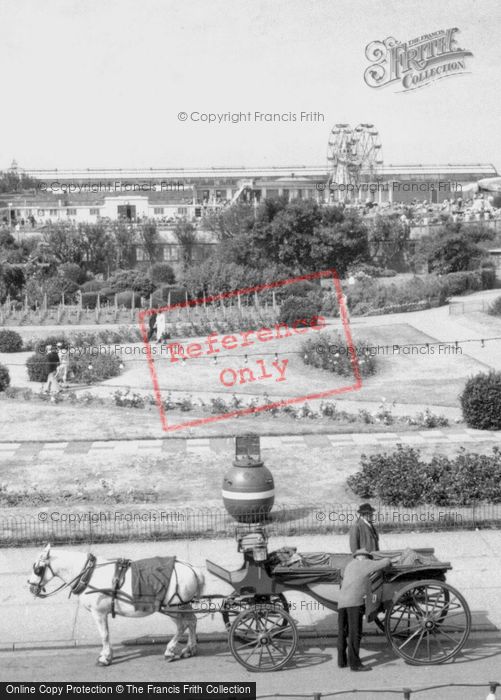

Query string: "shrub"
[480, 265, 496, 290]
[488, 296, 501, 317]
[348, 263, 397, 278]
[33, 335, 67, 353]
[347, 444, 501, 506]
[80, 291, 100, 309]
[301, 332, 377, 377]
[440, 270, 482, 296]
[460, 371, 501, 430]
[80, 279, 105, 293]
[60, 262, 86, 285]
[70, 351, 122, 383]
[108, 270, 156, 296]
[0, 329, 23, 352]
[149, 263, 176, 286]
[320, 291, 340, 316]
[26, 353, 50, 382]
[115, 290, 142, 309]
[278, 295, 322, 327]
[0, 363, 10, 391]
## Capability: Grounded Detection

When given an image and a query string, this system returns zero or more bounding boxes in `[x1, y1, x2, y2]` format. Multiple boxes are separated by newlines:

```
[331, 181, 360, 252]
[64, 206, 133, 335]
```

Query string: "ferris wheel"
[326, 123, 383, 199]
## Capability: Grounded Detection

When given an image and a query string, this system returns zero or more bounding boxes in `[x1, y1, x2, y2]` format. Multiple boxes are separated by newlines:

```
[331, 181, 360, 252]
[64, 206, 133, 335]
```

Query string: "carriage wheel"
[222, 594, 289, 637]
[385, 580, 471, 665]
[229, 604, 298, 672]
[374, 586, 450, 633]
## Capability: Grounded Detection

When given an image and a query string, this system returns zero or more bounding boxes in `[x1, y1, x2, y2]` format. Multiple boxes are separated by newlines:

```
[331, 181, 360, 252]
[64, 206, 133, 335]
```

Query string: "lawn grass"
[2, 438, 499, 517]
[0, 398, 425, 442]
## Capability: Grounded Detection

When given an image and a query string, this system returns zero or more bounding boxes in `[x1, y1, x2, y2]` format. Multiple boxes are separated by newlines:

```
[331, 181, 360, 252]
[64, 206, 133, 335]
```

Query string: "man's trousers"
[337, 605, 364, 668]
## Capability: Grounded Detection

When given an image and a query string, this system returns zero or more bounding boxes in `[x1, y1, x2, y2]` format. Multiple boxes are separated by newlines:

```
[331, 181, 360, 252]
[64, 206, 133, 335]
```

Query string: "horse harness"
[32, 553, 97, 598]
[34, 554, 194, 617]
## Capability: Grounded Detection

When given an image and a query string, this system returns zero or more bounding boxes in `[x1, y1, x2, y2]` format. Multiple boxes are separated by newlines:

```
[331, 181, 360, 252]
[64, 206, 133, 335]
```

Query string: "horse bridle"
[31, 553, 97, 598]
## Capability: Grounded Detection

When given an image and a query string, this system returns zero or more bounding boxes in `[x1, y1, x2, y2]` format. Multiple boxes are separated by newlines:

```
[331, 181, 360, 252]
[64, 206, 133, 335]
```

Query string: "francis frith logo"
[364, 28, 473, 91]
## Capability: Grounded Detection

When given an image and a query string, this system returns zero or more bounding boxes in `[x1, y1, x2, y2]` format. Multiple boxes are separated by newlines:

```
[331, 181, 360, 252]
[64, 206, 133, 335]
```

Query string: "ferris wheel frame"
[326, 123, 383, 200]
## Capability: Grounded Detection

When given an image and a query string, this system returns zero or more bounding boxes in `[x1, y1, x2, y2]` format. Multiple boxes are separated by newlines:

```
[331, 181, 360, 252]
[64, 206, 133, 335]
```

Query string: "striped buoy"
[222, 460, 275, 523]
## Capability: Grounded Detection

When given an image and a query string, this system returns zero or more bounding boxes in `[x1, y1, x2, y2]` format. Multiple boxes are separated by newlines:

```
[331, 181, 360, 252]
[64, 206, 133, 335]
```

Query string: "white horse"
[28, 544, 205, 667]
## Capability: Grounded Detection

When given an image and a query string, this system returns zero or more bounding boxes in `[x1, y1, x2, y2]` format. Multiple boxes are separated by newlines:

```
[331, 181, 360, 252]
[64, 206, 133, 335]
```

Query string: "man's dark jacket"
[349, 517, 379, 553]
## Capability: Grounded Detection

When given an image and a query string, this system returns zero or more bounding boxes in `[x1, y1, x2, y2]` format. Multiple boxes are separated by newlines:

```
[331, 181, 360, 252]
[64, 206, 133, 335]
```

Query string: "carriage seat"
[270, 552, 352, 586]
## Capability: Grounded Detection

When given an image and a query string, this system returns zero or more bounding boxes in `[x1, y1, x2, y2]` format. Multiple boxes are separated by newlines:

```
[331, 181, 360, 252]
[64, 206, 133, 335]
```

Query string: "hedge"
[26, 349, 122, 384]
[347, 444, 501, 506]
[26, 354, 50, 382]
[460, 371, 501, 430]
[0, 363, 10, 391]
[278, 295, 322, 327]
[488, 296, 501, 317]
[0, 329, 23, 353]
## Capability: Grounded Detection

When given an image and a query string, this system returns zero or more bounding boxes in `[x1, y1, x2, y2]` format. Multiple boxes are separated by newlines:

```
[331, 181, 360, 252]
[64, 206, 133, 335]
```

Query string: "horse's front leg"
[91, 608, 113, 666]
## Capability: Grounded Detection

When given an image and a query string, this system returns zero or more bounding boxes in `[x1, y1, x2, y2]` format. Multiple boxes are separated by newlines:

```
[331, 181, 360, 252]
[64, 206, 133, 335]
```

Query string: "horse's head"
[28, 544, 56, 596]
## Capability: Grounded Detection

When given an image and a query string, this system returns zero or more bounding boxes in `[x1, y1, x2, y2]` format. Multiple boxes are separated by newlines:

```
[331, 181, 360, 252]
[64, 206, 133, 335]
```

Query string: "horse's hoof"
[164, 654, 179, 662]
[97, 659, 111, 667]
[180, 650, 193, 659]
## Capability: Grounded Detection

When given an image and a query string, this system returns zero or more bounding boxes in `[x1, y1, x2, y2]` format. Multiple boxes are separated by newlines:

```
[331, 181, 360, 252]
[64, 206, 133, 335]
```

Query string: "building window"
[164, 246, 179, 262]
[26, 209, 32, 216]
[136, 247, 145, 262]
[67, 208, 77, 216]
[194, 207, 202, 218]
[38, 209, 45, 216]
[177, 207, 188, 215]
[49, 209, 58, 216]
[89, 208, 100, 216]
[154, 207, 164, 215]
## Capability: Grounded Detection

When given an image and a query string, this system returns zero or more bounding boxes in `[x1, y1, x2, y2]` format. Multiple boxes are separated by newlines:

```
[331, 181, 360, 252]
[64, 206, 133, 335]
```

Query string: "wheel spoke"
[396, 626, 423, 650]
[411, 628, 427, 659]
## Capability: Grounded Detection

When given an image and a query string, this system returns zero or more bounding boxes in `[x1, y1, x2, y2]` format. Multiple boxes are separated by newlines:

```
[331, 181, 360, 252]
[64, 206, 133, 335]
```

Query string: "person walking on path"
[156, 311, 166, 343]
[349, 503, 380, 553]
[44, 345, 61, 396]
[147, 312, 157, 342]
[337, 549, 391, 671]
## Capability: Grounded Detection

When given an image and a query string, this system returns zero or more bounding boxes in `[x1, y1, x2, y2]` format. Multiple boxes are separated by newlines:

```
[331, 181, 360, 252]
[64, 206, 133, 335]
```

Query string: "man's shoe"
[350, 665, 372, 672]
[337, 662, 347, 668]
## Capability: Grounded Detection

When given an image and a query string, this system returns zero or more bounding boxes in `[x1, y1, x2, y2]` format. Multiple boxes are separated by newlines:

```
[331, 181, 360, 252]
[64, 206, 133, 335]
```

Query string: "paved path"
[0, 427, 499, 456]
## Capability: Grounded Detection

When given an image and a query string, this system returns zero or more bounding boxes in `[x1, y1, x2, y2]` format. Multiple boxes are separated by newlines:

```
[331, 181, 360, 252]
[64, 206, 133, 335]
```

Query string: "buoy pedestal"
[222, 434, 275, 523]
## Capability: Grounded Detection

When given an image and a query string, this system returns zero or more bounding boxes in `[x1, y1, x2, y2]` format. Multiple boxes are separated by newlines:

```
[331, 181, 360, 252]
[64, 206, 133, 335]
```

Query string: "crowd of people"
[345, 193, 501, 227]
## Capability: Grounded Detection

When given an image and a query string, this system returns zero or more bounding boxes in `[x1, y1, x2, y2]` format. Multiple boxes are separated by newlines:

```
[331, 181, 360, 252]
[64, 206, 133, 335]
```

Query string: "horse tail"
[193, 567, 205, 597]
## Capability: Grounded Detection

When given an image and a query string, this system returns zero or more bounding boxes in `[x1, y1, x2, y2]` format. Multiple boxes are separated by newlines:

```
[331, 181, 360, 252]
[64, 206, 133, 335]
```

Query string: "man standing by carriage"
[349, 502, 380, 553]
[337, 549, 391, 672]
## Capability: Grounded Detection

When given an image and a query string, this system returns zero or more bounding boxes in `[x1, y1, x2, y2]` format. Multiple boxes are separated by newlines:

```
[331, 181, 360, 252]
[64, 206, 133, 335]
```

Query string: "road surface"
[1, 636, 500, 700]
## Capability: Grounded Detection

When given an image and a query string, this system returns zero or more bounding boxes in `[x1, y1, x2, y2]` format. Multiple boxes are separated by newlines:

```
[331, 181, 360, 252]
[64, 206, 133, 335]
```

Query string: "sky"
[1, 0, 500, 170]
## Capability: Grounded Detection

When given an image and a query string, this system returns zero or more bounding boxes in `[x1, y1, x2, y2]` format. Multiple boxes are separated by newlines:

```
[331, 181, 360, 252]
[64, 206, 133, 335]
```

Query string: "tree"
[202, 201, 256, 241]
[112, 221, 136, 269]
[78, 223, 117, 275]
[139, 222, 160, 263]
[310, 211, 370, 276]
[43, 224, 85, 266]
[0, 264, 25, 301]
[415, 224, 488, 274]
[173, 219, 197, 270]
[368, 215, 410, 270]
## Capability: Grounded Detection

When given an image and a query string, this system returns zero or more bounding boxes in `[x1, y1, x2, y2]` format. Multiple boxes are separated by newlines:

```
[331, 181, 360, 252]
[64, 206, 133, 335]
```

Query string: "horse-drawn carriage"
[29, 527, 471, 671]
[206, 527, 471, 672]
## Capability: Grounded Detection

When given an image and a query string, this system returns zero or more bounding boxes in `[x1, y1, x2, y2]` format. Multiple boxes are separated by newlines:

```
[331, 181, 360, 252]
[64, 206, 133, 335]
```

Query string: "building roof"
[19, 163, 498, 181]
